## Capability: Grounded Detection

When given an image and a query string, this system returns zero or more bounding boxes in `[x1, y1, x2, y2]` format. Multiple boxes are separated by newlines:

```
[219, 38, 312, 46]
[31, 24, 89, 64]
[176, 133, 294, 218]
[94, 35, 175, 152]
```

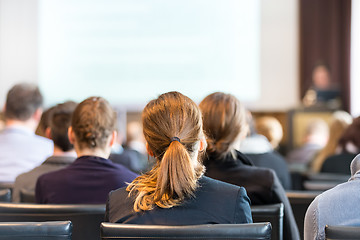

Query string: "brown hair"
[338, 116, 360, 153]
[35, 106, 55, 137]
[71, 97, 117, 150]
[127, 91, 205, 212]
[5, 83, 43, 121]
[256, 116, 283, 149]
[50, 101, 78, 152]
[199, 92, 248, 160]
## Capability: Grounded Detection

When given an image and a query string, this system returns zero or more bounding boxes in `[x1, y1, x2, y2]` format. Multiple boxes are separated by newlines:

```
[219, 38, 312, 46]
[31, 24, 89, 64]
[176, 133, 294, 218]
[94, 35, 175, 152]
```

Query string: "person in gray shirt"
[12, 101, 77, 202]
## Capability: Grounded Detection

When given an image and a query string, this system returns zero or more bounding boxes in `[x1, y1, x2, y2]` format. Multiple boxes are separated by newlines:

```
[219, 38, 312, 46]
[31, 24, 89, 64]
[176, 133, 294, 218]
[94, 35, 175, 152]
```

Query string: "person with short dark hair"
[12, 101, 77, 202]
[35, 97, 138, 204]
[0, 83, 53, 182]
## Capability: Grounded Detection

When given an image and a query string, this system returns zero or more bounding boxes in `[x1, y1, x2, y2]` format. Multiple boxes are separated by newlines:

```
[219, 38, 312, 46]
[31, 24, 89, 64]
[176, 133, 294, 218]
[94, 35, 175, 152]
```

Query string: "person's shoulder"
[105, 160, 139, 183]
[240, 163, 277, 181]
[32, 134, 53, 146]
[37, 166, 70, 183]
[109, 186, 129, 199]
[108, 186, 132, 206]
[199, 176, 246, 194]
[110, 160, 138, 175]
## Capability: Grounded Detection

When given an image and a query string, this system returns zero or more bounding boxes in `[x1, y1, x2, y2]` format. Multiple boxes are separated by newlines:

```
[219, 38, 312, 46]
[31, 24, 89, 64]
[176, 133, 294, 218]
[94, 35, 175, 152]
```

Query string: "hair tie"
[170, 137, 181, 143]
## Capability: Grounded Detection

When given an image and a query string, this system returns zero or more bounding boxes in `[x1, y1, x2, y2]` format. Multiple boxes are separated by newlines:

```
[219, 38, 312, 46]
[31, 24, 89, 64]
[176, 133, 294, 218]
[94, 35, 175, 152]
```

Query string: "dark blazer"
[35, 156, 138, 204]
[205, 150, 300, 240]
[245, 151, 292, 190]
[105, 176, 252, 225]
[321, 152, 357, 175]
[109, 149, 151, 174]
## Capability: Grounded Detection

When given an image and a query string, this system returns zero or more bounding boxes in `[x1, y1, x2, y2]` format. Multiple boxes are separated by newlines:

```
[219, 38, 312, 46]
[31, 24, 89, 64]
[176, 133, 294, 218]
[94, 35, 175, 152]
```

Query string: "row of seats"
[0, 221, 358, 240]
[0, 184, 319, 240]
[0, 202, 282, 240]
[0, 177, 348, 240]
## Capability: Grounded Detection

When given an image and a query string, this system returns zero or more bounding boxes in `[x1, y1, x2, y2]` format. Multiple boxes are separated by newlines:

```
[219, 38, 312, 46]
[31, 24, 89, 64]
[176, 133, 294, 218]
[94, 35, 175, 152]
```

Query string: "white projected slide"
[39, 0, 260, 108]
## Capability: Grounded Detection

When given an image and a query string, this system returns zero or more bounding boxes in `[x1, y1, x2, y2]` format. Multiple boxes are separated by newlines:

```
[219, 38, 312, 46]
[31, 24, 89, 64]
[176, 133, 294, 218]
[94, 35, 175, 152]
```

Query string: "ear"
[109, 130, 117, 147]
[146, 142, 154, 157]
[68, 126, 75, 144]
[45, 127, 51, 139]
[199, 137, 207, 152]
[33, 108, 43, 122]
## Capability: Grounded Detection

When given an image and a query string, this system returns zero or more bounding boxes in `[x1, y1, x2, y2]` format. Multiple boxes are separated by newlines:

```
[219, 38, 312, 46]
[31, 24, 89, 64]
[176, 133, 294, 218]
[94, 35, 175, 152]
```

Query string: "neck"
[53, 146, 77, 157]
[75, 148, 110, 159]
[6, 119, 37, 132]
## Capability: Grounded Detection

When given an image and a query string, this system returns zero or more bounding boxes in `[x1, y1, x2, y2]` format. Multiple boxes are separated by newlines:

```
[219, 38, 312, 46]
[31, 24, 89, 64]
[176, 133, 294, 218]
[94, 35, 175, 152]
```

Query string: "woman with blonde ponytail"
[105, 91, 252, 224]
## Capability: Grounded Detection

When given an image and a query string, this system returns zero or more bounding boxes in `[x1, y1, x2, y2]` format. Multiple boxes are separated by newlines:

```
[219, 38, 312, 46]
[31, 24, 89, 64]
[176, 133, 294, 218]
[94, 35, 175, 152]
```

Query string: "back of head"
[304, 118, 329, 145]
[128, 91, 205, 211]
[126, 121, 144, 143]
[256, 116, 283, 149]
[35, 106, 55, 137]
[71, 97, 117, 150]
[339, 116, 360, 153]
[5, 83, 43, 121]
[50, 101, 78, 152]
[327, 111, 353, 146]
[199, 92, 248, 160]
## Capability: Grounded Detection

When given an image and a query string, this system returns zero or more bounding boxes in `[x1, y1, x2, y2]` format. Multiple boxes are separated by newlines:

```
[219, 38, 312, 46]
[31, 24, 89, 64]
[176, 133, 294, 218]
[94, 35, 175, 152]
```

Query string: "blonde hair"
[199, 92, 248, 160]
[127, 92, 205, 212]
[311, 111, 353, 172]
[256, 116, 283, 149]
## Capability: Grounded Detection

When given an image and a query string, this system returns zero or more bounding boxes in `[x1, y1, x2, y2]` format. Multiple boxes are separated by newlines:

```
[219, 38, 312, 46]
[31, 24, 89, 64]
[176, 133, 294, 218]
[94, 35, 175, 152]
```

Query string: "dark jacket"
[321, 152, 357, 175]
[105, 176, 252, 225]
[205, 150, 300, 240]
[245, 151, 292, 190]
[35, 155, 138, 204]
[13, 155, 75, 202]
[109, 149, 151, 174]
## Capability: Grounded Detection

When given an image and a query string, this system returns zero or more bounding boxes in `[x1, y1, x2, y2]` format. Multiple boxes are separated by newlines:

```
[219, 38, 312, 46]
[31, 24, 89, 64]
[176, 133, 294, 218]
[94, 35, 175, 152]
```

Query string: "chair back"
[0, 203, 105, 240]
[0, 183, 13, 192]
[20, 188, 36, 203]
[0, 221, 72, 240]
[100, 222, 272, 240]
[0, 189, 11, 202]
[286, 191, 321, 240]
[251, 203, 283, 240]
[325, 225, 360, 240]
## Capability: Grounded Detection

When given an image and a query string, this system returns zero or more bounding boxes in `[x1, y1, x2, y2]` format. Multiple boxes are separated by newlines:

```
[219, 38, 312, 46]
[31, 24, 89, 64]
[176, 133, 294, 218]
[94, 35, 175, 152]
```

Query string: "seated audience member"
[255, 116, 283, 150]
[286, 118, 329, 170]
[320, 116, 360, 175]
[109, 121, 151, 174]
[311, 111, 353, 172]
[199, 92, 299, 240]
[304, 154, 360, 240]
[105, 92, 252, 224]
[12, 101, 77, 202]
[0, 83, 53, 182]
[35, 97, 138, 204]
[241, 115, 292, 190]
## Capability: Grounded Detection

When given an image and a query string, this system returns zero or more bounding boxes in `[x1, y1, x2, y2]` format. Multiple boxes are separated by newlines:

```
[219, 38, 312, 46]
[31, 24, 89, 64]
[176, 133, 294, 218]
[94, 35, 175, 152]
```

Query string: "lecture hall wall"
[0, 0, 300, 111]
